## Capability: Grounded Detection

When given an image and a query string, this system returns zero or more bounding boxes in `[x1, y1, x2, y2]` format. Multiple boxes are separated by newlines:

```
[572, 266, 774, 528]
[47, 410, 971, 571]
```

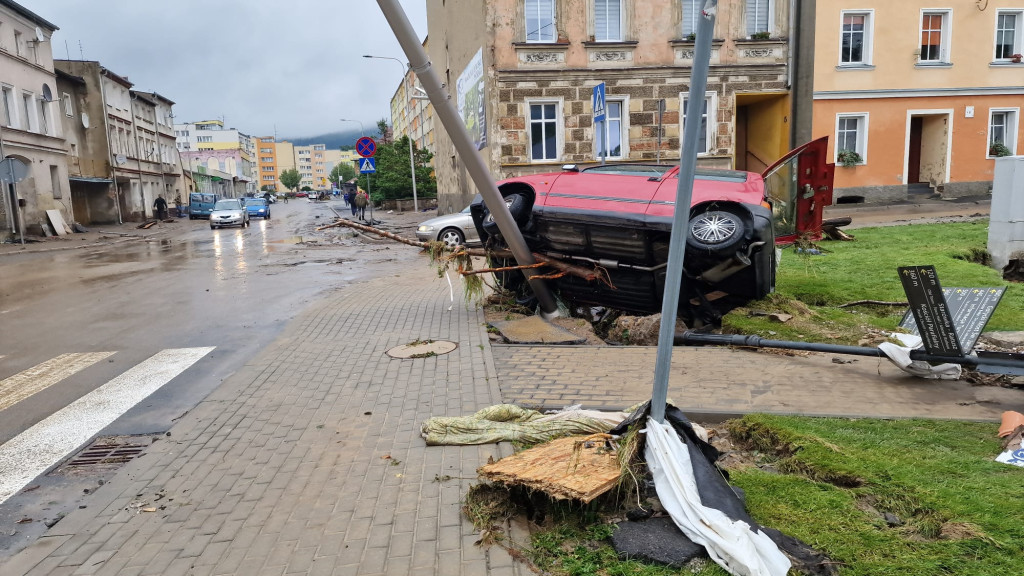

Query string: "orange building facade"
[812, 1, 1024, 202]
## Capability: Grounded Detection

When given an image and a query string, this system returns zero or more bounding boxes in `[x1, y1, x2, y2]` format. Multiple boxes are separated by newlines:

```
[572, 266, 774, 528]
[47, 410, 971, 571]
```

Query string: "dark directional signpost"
[898, 265, 1006, 357]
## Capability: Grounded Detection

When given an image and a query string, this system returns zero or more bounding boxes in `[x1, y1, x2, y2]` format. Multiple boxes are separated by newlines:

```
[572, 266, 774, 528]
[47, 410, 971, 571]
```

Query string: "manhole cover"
[386, 340, 458, 359]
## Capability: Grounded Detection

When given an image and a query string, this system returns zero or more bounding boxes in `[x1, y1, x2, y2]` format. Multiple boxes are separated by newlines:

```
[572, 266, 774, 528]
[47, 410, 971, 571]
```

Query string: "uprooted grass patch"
[725, 414, 1020, 576]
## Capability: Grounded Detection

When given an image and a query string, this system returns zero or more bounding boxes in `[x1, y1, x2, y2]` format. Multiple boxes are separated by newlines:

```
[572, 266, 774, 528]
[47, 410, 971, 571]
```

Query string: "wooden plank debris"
[478, 435, 621, 503]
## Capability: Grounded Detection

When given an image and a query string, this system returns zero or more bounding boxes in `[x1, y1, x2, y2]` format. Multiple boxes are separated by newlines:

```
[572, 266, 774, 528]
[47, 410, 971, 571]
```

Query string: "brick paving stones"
[3, 263, 520, 576]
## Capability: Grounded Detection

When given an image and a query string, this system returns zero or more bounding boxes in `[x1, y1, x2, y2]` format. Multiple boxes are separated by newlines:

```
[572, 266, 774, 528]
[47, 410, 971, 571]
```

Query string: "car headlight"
[258, 208, 265, 212]
[418, 225, 434, 232]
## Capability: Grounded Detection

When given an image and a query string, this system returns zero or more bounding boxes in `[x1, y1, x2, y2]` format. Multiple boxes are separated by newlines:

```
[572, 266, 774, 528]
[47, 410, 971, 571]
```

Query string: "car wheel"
[438, 227, 465, 249]
[210, 224, 217, 229]
[481, 193, 527, 237]
[266, 213, 271, 220]
[190, 215, 195, 220]
[686, 208, 746, 254]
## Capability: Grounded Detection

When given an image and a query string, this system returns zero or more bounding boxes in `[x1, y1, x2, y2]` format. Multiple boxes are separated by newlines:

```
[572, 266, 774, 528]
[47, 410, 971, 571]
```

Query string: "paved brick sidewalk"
[3, 265, 523, 576]
[494, 345, 1024, 420]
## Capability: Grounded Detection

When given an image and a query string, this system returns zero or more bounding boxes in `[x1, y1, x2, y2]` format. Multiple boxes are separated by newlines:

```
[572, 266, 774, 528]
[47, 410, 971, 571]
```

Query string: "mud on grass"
[724, 414, 1019, 576]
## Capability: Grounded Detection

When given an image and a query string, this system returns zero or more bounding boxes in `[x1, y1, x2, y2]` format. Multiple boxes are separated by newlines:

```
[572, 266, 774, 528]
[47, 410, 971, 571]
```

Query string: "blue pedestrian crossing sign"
[593, 82, 606, 123]
[359, 157, 376, 174]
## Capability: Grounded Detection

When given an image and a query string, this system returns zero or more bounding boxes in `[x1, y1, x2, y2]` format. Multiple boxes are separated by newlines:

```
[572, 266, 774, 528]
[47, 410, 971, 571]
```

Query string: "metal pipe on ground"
[375, 0, 559, 317]
[675, 331, 1024, 373]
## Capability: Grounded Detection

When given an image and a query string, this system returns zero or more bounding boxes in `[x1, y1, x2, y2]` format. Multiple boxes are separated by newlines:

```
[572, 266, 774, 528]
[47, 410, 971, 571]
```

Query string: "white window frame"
[679, 91, 718, 156]
[1, 84, 15, 128]
[526, 98, 563, 162]
[62, 92, 73, 117]
[20, 90, 36, 132]
[994, 10, 1023, 61]
[681, 0, 702, 37]
[595, 97, 629, 160]
[987, 108, 1019, 157]
[918, 9, 952, 64]
[525, 0, 556, 43]
[594, 0, 623, 42]
[746, 0, 774, 36]
[835, 112, 869, 165]
[839, 10, 874, 66]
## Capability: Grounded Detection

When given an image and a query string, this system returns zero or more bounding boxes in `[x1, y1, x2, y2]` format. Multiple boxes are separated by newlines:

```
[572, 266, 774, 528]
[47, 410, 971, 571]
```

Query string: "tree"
[330, 162, 356, 186]
[356, 135, 436, 203]
[376, 118, 393, 145]
[301, 185, 313, 192]
[260, 184, 274, 192]
[279, 168, 301, 192]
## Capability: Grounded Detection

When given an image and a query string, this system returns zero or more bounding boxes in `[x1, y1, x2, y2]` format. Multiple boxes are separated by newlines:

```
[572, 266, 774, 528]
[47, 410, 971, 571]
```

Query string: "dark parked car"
[469, 138, 834, 322]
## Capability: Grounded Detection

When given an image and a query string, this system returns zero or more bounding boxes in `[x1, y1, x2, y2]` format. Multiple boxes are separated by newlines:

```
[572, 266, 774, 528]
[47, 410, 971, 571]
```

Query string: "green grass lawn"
[723, 221, 1024, 344]
[728, 415, 1024, 576]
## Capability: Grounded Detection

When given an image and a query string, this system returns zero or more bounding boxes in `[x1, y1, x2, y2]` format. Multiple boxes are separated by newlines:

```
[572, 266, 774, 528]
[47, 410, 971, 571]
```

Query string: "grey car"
[209, 199, 250, 229]
[416, 206, 480, 248]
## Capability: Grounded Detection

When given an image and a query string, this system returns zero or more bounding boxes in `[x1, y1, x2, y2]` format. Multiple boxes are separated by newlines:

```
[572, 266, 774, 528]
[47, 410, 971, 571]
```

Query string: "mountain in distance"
[287, 129, 366, 150]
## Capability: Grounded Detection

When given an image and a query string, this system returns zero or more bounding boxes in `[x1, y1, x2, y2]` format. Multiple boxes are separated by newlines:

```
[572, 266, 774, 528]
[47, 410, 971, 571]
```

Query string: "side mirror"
[562, 164, 579, 172]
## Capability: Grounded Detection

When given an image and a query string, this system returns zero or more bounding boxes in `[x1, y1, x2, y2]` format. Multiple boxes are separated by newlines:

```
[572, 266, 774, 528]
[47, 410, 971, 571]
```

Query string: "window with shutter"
[746, 0, 770, 35]
[526, 0, 556, 42]
[594, 0, 622, 42]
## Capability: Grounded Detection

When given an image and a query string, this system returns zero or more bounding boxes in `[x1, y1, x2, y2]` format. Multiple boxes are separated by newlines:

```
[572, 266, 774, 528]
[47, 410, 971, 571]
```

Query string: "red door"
[761, 137, 834, 245]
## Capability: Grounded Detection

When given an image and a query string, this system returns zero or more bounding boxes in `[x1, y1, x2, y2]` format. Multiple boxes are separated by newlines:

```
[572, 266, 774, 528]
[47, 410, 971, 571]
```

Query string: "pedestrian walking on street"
[354, 190, 368, 220]
[348, 191, 358, 217]
[153, 195, 168, 220]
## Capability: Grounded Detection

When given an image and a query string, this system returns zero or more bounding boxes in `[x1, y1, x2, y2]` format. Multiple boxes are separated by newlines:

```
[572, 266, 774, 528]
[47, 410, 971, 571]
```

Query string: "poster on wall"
[457, 48, 487, 151]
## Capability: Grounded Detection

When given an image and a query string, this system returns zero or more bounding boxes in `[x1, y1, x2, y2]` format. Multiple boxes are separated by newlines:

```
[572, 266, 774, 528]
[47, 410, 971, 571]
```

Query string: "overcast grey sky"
[31, 0, 428, 139]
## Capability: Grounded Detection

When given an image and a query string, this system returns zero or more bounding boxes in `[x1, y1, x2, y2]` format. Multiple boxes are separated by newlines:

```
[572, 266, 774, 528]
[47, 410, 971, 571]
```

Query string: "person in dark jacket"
[347, 191, 357, 216]
[153, 195, 168, 220]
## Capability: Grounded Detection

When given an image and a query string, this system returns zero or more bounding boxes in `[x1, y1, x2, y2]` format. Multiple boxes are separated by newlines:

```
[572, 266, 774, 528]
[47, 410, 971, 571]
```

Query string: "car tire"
[438, 227, 465, 249]
[266, 213, 271, 220]
[190, 215, 195, 220]
[210, 224, 217, 229]
[481, 193, 527, 237]
[686, 208, 746, 255]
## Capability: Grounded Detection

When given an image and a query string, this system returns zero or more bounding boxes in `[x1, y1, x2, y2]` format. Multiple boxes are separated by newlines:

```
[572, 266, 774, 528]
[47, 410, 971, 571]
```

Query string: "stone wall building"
[0, 0, 70, 238]
[427, 0, 808, 214]
[55, 60, 184, 221]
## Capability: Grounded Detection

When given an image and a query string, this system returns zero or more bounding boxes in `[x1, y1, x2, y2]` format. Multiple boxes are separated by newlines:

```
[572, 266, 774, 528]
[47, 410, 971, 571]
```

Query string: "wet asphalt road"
[0, 199, 425, 555]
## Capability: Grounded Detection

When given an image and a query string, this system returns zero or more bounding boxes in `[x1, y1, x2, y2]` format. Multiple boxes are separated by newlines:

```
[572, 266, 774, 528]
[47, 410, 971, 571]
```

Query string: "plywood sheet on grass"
[478, 435, 620, 502]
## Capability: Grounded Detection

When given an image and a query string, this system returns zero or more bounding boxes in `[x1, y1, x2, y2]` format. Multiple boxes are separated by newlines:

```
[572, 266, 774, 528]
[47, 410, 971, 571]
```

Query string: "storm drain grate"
[65, 441, 147, 467]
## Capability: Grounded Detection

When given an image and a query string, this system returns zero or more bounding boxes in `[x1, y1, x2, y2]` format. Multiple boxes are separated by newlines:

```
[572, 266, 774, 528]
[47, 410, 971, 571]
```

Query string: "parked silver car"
[209, 199, 250, 229]
[416, 206, 481, 248]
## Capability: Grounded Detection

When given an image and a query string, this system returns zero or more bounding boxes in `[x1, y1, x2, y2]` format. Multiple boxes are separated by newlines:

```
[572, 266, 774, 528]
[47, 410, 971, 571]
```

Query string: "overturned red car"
[470, 138, 834, 323]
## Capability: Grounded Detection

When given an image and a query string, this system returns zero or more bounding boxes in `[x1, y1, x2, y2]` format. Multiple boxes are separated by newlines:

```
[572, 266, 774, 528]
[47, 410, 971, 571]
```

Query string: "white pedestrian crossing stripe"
[0, 347, 214, 505]
[0, 352, 116, 412]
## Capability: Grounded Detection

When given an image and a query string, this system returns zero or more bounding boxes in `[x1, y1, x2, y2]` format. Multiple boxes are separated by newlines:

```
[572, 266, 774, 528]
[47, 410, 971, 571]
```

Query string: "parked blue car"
[245, 197, 271, 220]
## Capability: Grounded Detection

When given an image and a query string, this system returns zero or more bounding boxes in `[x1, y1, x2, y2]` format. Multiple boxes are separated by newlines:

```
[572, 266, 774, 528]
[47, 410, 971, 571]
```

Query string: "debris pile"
[434, 402, 837, 576]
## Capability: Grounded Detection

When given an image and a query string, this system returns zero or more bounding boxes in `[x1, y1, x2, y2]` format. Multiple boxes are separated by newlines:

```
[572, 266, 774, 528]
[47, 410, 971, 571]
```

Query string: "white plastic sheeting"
[644, 417, 790, 576]
[878, 333, 962, 380]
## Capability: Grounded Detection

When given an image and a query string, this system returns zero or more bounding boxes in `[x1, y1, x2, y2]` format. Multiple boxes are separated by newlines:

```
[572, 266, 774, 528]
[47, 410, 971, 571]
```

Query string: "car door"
[761, 137, 834, 244]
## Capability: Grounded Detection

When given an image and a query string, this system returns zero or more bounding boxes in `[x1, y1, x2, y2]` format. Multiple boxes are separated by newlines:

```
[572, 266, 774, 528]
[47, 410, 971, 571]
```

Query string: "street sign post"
[593, 83, 608, 165]
[356, 137, 377, 158]
[359, 157, 376, 173]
